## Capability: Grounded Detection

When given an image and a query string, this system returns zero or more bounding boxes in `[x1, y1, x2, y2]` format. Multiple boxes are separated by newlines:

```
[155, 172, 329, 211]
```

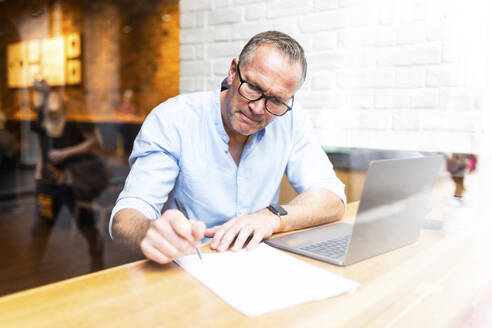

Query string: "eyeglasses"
[236, 62, 294, 116]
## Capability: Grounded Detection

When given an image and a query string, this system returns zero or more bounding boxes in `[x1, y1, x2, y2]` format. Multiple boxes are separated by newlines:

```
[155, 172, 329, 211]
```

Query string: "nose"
[248, 97, 267, 115]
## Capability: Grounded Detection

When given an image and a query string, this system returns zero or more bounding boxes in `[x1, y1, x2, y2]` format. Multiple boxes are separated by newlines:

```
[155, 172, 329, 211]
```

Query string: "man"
[110, 31, 346, 264]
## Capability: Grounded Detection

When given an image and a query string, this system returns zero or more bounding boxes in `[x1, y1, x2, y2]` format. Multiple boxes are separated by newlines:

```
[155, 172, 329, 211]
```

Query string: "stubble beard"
[223, 87, 268, 137]
[231, 105, 266, 136]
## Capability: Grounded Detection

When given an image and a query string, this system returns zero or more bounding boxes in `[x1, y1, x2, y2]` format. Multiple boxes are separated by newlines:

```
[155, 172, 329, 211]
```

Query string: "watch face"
[268, 204, 288, 216]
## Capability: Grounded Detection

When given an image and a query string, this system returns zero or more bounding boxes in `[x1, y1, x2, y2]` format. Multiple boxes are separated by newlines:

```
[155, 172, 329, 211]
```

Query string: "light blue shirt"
[109, 84, 346, 237]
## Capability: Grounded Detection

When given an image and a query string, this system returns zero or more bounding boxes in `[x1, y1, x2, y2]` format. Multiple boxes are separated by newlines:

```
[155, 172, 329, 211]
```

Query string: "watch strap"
[276, 215, 287, 233]
[267, 204, 288, 233]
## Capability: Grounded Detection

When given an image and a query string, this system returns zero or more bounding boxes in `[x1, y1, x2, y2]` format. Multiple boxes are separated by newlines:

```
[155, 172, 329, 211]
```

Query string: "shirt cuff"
[310, 183, 347, 206]
[332, 186, 347, 205]
[109, 197, 160, 239]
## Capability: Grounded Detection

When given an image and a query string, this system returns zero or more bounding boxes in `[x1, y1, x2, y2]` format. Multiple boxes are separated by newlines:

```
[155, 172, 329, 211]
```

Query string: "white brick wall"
[179, 0, 489, 153]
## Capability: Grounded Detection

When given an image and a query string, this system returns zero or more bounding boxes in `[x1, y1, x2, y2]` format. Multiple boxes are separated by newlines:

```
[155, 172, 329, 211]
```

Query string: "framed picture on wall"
[66, 33, 81, 58]
[41, 37, 66, 86]
[7, 42, 28, 88]
[27, 40, 41, 86]
[27, 39, 40, 63]
[66, 59, 82, 85]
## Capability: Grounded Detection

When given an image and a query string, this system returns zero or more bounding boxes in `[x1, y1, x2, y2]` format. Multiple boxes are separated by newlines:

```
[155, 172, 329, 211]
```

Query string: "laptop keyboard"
[299, 235, 351, 259]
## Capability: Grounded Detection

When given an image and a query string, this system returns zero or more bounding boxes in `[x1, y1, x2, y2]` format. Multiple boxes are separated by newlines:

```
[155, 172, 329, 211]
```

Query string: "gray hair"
[238, 31, 307, 89]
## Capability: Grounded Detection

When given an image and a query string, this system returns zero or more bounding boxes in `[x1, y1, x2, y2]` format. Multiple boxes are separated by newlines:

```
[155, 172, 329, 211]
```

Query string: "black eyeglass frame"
[236, 62, 294, 117]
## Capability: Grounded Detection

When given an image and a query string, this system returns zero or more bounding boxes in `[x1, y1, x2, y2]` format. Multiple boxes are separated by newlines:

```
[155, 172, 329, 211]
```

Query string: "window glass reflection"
[0, 0, 179, 296]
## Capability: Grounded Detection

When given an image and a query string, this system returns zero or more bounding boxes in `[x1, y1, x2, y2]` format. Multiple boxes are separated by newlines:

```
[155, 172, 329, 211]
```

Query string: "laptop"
[265, 155, 443, 266]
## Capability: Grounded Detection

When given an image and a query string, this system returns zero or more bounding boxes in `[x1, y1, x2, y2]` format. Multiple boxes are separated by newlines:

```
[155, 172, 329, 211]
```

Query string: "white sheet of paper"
[175, 243, 359, 316]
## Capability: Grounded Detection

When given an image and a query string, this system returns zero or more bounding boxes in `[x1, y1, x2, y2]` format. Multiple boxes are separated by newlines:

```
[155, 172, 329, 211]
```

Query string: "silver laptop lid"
[344, 155, 442, 265]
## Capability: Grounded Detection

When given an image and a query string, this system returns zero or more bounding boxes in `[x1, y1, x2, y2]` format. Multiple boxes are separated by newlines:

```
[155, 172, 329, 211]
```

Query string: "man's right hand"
[139, 209, 205, 264]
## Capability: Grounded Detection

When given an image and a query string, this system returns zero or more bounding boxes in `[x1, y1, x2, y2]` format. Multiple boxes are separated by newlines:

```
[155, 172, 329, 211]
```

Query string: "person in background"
[117, 89, 137, 115]
[30, 87, 105, 271]
[446, 153, 478, 204]
[0, 109, 17, 173]
[110, 31, 346, 264]
[116, 88, 138, 158]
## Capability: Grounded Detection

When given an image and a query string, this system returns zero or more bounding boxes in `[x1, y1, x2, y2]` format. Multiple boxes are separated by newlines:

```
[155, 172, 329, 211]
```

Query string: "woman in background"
[31, 86, 105, 272]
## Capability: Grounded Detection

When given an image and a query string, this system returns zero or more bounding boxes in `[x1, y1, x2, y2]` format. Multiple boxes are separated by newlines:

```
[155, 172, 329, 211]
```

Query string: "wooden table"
[1, 203, 491, 327]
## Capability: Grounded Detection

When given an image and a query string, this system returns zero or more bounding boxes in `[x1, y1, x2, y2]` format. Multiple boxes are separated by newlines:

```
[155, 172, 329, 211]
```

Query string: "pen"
[175, 198, 203, 263]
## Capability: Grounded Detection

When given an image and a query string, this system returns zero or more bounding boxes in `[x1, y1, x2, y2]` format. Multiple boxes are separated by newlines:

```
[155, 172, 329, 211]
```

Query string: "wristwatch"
[267, 204, 288, 233]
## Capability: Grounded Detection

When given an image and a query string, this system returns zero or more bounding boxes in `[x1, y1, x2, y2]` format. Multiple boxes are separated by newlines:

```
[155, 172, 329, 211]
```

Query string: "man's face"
[222, 45, 303, 138]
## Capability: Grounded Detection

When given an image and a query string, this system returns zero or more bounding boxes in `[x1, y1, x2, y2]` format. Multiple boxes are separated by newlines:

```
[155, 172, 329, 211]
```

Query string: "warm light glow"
[41, 37, 66, 86]
[6, 33, 82, 88]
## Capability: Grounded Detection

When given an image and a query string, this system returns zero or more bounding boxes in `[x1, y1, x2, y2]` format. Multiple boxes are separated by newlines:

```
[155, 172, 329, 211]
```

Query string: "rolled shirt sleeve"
[109, 101, 181, 238]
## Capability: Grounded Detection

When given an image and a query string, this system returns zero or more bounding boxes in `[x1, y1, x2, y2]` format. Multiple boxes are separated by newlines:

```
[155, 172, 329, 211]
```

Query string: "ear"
[226, 58, 238, 86]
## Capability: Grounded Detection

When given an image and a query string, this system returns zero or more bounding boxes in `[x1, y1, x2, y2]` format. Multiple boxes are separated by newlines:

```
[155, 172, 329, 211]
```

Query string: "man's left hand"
[205, 210, 279, 252]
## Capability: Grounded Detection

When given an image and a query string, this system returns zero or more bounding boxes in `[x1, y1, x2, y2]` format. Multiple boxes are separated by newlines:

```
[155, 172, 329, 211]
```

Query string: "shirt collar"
[213, 80, 229, 144]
